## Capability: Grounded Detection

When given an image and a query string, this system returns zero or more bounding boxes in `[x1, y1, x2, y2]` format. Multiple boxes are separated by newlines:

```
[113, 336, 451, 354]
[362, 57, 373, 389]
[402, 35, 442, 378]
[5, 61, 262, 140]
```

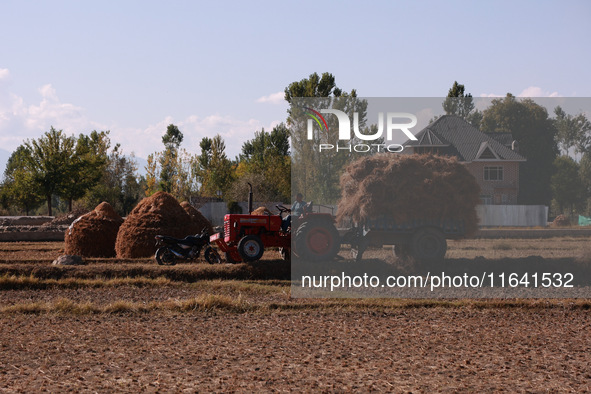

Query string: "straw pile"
[551, 214, 570, 227]
[115, 192, 205, 258]
[65, 202, 123, 257]
[180, 201, 214, 235]
[43, 208, 89, 227]
[337, 154, 481, 236]
[252, 206, 272, 215]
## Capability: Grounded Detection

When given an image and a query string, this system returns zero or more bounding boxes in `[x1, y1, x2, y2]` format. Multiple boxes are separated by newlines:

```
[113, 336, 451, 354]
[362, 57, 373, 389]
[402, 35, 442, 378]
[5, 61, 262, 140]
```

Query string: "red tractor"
[210, 186, 340, 263]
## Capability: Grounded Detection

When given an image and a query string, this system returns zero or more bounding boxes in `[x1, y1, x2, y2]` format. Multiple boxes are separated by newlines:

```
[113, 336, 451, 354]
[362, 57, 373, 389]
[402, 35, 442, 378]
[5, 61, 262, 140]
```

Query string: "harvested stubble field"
[0, 238, 590, 392]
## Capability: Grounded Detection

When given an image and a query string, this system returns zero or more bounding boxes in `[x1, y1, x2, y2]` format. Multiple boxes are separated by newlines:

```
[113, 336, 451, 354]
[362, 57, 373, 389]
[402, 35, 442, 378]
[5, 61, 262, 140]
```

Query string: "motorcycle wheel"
[204, 246, 222, 264]
[155, 247, 177, 266]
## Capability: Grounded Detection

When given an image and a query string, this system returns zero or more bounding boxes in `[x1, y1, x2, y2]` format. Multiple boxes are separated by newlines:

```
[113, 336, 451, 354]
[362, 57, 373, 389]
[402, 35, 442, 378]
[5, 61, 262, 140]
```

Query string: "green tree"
[554, 106, 591, 157]
[579, 152, 591, 215]
[197, 134, 235, 198]
[442, 81, 482, 127]
[1, 146, 44, 215]
[143, 124, 198, 200]
[237, 123, 291, 202]
[25, 127, 76, 216]
[285, 72, 373, 203]
[159, 124, 184, 193]
[480, 94, 558, 205]
[61, 130, 110, 211]
[551, 156, 585, 215]
[84, 144, 143, 215]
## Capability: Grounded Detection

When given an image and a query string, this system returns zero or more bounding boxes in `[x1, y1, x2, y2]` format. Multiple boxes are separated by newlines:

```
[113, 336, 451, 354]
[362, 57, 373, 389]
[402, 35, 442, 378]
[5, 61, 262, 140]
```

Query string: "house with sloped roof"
[403, 115, 526, 205]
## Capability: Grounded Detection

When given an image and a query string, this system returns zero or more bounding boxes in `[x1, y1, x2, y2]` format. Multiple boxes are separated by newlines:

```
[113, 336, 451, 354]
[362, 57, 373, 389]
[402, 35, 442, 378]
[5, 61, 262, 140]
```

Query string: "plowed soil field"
[0, 239, 590, 392]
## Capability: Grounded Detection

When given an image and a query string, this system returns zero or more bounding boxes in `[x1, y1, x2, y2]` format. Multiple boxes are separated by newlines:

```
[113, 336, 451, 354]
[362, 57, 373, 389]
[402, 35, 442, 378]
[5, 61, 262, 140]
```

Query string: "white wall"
[476, 205, 548, 227]
[198, 202, 283, 227]
[200, 203, 548, 228]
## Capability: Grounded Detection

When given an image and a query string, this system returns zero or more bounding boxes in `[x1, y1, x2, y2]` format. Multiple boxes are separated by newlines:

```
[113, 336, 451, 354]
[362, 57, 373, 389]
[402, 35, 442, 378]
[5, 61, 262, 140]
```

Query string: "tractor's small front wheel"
[237, 235, 264, 262]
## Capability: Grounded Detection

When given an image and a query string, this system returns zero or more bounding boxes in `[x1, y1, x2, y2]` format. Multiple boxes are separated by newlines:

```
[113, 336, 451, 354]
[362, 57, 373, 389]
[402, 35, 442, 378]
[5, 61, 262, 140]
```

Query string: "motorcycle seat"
[178, 235, 201, 246]
[157, 235, 201, 245]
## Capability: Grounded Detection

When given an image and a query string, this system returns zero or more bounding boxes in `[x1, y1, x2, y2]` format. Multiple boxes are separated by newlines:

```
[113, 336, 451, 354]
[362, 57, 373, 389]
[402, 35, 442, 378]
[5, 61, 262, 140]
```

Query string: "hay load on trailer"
[339, 154, 480, 264]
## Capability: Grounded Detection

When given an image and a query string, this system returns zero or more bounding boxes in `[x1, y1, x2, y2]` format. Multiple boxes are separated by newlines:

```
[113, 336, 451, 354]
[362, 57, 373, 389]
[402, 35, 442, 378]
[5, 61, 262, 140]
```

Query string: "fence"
[198, 202, 283, 227]
[476, 205, 548, 227]
[198, 203, 549, 228]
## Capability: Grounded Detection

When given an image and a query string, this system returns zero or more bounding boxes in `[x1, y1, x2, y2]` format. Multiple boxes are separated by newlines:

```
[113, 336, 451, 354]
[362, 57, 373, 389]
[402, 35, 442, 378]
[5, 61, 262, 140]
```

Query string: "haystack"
[252, 206, 272, 216]
[180, 201, 214, 236]
[115, 192, 204, 258]
[337, 154, 481, 236]
[551, 214, 570, 227]
[65, 202, 123, 257]
[43, 208, 89, 227]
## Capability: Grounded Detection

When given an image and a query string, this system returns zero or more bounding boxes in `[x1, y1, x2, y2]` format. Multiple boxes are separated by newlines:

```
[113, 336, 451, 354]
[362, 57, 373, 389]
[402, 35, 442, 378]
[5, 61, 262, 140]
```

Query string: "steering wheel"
[276, 205, 291, 215]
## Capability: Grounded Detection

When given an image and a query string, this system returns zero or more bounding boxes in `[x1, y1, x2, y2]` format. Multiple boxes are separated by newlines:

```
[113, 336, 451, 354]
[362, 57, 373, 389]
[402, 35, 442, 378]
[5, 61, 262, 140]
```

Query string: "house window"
[480, 195, 492, 205]
[484, 166, 503, 181]
[479, 147, 496, 159]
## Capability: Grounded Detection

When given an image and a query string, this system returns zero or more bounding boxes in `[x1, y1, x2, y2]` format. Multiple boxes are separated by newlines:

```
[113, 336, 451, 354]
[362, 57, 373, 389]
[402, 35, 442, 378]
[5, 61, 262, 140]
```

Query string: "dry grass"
[0, 238, 590, 316]
[2, 238, 591, 392]
[2, 296, 591, 315]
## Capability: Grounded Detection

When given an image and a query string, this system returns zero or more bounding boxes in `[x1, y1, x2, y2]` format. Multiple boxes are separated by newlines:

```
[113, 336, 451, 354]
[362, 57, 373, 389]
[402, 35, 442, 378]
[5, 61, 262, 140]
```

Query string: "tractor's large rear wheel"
[295, 221, 340, 261]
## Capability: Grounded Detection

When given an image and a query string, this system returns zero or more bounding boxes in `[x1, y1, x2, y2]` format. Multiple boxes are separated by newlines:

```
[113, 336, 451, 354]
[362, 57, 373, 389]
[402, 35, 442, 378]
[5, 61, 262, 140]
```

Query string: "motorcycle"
[154, 228, 221, 265]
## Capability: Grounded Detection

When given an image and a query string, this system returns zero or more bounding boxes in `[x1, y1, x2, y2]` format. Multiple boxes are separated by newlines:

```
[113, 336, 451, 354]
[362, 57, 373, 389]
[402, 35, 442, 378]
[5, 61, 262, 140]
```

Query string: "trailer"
[344, 216, 466, 264]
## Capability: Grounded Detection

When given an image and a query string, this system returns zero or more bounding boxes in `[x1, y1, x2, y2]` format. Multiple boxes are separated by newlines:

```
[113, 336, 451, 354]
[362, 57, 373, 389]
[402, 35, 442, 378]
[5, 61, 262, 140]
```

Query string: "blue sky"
[1, 0, 590, 173]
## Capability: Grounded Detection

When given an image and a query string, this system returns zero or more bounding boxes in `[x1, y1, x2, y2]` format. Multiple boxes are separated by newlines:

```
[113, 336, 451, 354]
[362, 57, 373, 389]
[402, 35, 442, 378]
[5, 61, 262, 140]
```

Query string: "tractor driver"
[282, 192, 306, 232]
[291, 193, 306, 217]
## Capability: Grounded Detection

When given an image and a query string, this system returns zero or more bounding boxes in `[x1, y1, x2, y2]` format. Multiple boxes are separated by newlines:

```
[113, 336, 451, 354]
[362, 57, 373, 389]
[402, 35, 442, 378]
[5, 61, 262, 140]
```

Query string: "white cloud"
[479, 86, 562, 98]
[256, 91, 285, 104]
[479, 93, 504, 98]
[0, 68, 9, 80]
[517, 86, 561, 97]
[23, 84, 90, 131]
[0, 83, 274, 168]
[0, 83, 106, 150]
[77, 114, 272, 162]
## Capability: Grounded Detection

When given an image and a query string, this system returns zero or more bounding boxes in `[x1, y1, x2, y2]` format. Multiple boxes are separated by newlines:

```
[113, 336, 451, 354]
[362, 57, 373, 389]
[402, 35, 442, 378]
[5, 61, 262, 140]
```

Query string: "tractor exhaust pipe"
[247, 182, 253, 214]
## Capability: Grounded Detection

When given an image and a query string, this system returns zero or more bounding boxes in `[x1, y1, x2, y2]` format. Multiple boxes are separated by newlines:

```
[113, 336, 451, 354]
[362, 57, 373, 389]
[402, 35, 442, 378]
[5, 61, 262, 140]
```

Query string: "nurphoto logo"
[304, 107, 418, 153]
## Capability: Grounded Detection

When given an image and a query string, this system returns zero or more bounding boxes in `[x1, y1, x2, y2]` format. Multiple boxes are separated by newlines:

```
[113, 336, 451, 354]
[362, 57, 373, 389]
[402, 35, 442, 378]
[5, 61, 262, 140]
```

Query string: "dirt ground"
[1, 310, 590, 392]
[0, 239, 590, 392]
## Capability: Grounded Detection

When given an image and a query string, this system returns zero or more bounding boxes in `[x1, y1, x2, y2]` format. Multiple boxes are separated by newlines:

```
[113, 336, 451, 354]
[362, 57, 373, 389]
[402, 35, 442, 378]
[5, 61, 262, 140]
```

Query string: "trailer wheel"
[238, 235, 264, 262]
[295, 221, 340, 261]
[393, 244, 410, 259]
[409, 228, 447, 264]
